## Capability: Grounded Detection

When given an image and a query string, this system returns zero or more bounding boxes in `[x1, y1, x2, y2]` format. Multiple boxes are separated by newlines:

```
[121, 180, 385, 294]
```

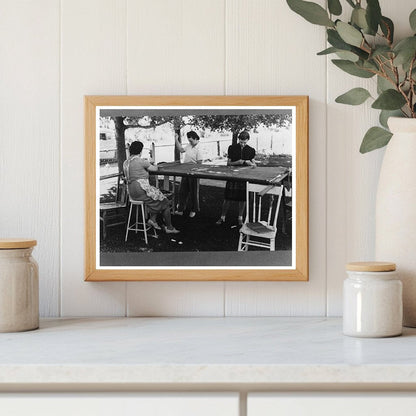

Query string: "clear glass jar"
[343, 262, 402, 338]
[0, 240, 39, 332]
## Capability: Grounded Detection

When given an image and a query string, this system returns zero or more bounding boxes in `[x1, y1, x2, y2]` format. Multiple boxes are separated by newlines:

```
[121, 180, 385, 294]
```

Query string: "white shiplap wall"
[224, 0, 327, 316]
[61, 0, 127, 316]
[0, 0, 61, 316]
[1, 0, 412, 317]
[126, 0, 226, 316]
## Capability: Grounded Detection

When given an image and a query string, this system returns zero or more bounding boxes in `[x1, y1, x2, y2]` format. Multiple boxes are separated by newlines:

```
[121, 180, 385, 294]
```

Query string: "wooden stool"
[125, 199, 157, 244]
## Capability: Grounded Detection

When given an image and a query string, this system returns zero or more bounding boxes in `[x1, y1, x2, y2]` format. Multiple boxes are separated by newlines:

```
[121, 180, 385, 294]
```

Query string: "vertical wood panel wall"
[224, 0, 327, 316]
[0, 0, 60, 316]
[125, 0, 226, 316]
[60, 0, 127, 316]
[1, 0, 412, 317]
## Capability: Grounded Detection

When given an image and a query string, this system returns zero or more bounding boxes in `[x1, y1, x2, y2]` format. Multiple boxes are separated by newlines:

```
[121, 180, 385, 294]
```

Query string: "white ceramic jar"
[0, 239, 39, 332]
[343, 262, 402, 338]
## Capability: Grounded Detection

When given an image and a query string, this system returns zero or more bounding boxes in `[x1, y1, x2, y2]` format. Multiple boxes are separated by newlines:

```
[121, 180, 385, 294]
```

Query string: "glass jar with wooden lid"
[343, 261, 402, 337]
[0, 239, 39, 332]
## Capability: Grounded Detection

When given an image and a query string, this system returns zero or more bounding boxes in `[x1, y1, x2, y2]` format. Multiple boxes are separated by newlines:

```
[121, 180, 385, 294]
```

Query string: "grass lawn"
[100, 183, 292, 253]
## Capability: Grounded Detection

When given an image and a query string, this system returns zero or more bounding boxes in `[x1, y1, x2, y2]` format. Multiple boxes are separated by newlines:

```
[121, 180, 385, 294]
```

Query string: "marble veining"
[0, 317, 415, 385]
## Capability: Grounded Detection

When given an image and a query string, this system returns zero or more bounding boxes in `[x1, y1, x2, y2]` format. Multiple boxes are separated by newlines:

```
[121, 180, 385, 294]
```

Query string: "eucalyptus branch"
[286, 0, 416, 152]
[361, 40, 372, 54]
[361, 34, 373, 51]
[377, 24, 393, 48]
[408, 56, 416, 117]
[377, 53, 392, 67]
[400, 108, 409, 117]
[355, 63, 383, 78]
[383, 57, 398, 79]
[390, 59, 400, 85]
[383, 34, 393, 49]
[374, 56, 385, 72]
[397, 81, 413, 116]
[375, 57, 400, 89]
[409, 56, 416, 80]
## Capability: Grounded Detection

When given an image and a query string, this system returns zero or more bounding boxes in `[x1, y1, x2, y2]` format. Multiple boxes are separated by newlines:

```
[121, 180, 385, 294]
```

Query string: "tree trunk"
[173, 118, 182, 161]
[232, 130, 239, 146]
[114, 116, 127, 174]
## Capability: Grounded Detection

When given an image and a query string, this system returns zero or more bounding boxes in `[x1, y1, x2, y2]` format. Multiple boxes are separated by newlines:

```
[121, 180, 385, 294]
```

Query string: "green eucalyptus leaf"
[327, 29, 368, 59]
[327, 28, 350, 49]
[362, 59, 379, 71]
[360, 127, 392, 153]
[336, 21, 363, 47]
[332, 59, 375, 78]
[351, 7, 369, 32]
[384, 65, 403, 84]
[403, 59, 414, 73]
[362, 59, 377, 69]
[394, 36, 416, 52]
[379, 110, 403, 129]
[328, 0, 342, 16]
[335, 50, 359, 61]
[393, 36, 416, 67]
[366, 0, 382, 35]
[377, 76, 393, 94]
[410, 9, 416, 32]
[317, 44, 359, 61]
[335, 87, 371, 105]
[372, 89, 407, 110]
[350, 45, 369, 60]
[287, 0, 334, 27]
[380, 16, 394, 43]
[372, 45, 391, 58]
[317, 46, 338, 55]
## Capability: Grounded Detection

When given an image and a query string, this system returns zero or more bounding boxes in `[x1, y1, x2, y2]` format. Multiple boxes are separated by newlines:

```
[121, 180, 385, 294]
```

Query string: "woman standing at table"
[174, 130, 203, 218]
[216, 130, 256, 226]
[124, 141, 179, 234]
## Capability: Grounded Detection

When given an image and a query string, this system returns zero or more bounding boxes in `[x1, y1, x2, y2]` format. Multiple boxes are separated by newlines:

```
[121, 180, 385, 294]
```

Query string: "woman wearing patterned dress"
[123, 141, 179, 234]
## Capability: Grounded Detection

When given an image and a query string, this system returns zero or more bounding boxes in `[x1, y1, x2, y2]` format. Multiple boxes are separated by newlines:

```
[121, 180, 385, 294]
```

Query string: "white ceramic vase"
[375, 117, 416, 327]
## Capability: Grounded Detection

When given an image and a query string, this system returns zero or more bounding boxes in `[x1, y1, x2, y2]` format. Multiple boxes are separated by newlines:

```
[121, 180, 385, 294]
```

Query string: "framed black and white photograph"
[85, 96, 308, 281]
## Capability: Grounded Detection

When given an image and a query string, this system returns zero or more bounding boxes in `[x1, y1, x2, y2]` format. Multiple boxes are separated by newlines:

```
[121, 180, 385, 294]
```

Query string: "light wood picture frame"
[85, 96, 308, 281]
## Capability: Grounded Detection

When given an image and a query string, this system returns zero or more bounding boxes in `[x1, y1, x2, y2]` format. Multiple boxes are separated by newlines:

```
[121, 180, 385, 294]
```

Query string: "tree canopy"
[109, 111, 292, 172]
[191, 112, 292, 134]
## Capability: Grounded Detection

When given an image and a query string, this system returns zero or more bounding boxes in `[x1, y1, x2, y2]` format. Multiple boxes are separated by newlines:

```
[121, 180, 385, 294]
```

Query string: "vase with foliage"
[287, 0, 416, 325]
[287, 0, 416, 152]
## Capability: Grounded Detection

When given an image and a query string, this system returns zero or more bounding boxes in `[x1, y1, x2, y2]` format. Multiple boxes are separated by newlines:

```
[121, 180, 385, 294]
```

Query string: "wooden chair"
[100, 175, 128, 239]
[282, 169, 292, 234]
[238, 183, 284, 252]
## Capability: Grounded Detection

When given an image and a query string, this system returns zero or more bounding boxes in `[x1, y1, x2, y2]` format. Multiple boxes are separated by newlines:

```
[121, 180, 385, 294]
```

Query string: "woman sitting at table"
[123, 141, 179, 234]
[216, 130, 256, 226]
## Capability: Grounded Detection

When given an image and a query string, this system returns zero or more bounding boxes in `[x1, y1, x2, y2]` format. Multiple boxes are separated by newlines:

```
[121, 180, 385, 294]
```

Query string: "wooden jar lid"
[0, 239, 37, 249]
[346, 261, 396, 272]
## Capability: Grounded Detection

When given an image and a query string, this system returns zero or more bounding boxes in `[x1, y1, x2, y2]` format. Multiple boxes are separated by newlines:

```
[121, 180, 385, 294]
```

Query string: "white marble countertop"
[1, 317, 416, 390]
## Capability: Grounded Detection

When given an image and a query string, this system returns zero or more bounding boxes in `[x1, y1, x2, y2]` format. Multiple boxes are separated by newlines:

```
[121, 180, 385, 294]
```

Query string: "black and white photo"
[85, 96, 308, 281]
